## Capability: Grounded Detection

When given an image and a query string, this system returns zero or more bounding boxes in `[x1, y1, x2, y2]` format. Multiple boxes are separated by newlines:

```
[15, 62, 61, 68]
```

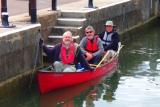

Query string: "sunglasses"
[106, 25, 113, 27]
[85, 31, 93, 34]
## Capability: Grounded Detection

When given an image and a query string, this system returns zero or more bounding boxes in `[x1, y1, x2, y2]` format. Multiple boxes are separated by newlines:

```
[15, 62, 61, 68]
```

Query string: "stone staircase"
[48, 11, 87, 44]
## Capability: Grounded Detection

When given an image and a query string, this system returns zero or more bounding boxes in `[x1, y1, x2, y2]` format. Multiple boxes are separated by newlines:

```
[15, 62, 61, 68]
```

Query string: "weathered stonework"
[83, 0, 159, 35]
[37, 9, 60, 42]
[0, 24, 41, 82]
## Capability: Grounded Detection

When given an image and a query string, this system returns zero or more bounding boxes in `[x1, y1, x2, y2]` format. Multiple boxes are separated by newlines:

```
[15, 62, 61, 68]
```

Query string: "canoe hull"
[37, 58, 118, 94]
[40, 76, 105, 107]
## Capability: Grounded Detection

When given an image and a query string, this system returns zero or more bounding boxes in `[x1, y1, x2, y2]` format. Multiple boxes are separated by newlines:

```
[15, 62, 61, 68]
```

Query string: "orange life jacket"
[85, 36, 99, 53]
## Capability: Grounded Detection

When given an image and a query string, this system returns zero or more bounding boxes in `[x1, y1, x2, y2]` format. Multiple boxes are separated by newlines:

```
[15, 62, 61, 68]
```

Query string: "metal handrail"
[0, 0, 15, 27]
[30, 0, 37, 23]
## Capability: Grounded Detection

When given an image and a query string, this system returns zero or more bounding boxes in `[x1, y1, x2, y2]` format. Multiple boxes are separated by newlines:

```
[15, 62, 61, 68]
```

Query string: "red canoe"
[37, 58, 118, 94]
[40, 76, 104, 107]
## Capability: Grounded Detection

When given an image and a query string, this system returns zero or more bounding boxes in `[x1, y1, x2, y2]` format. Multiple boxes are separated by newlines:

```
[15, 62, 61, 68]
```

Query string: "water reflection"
[0, 85, 39, 107]
[117, 23, 160, 107]
[120, 32, 160, 76]
[40, 76, 102, 107]
[40, 71, 120, 107]
[115, 76, 160, 107]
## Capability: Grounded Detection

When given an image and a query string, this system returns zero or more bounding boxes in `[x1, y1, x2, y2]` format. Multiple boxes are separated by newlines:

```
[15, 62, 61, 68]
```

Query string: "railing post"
[88, 0, 94, 8]
[1, 0, 7, 12]
[29, 0, 31, 16]
[1, 0, 15, 28]
[52, 0, 57, 10]
[30, 0, 37, 23]
[1, 0, 9, 26]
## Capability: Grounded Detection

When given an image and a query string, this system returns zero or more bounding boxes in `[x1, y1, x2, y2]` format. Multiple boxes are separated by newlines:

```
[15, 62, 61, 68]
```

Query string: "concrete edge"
[0, 23, 41, 37]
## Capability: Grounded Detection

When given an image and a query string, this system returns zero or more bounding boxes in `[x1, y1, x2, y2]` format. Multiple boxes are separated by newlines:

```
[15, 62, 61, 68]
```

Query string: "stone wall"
[48, 0, 159, 44]
[37, 9, 59, 42]
[47, 1, 137, 42]
[0, 9, 59, 90]
[0, 24, 41, 82]
[83, 0, 159, 39]
[0, 9, 58, 79]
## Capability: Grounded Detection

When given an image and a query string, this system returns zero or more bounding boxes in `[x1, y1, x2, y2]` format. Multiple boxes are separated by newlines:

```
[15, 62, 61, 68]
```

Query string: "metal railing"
[1, 0, 95, 27]
[52, 0, 57, 10]
[0, 0, 14, 27]
[88, 0, 94, 8]
[29, 0, 37, 23]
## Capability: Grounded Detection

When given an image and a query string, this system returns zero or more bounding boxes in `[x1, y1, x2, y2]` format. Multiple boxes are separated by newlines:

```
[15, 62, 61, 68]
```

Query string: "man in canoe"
[80, 26, 104, 64]
[40, 31, 93, 72]
[99, 20, 120, 57]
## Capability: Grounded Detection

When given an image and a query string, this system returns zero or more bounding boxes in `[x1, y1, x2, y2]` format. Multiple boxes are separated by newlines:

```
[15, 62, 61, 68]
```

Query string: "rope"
[29, 29, 42, 89]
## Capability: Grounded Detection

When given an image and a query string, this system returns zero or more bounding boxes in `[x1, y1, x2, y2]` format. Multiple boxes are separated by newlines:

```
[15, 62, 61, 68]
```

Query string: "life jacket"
[85, 36, 99, 53]
[101, 32, 113, 46]
[60, 42, 76, 64]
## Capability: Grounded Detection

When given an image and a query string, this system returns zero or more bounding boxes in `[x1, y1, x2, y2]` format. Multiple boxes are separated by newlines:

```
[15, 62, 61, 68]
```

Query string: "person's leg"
[104, 50, 116, 62]
[63, 65, 76, 72]
[92, 55, 102, 64]
[108, 50, 116, 58]
[53, 61, 64, 72]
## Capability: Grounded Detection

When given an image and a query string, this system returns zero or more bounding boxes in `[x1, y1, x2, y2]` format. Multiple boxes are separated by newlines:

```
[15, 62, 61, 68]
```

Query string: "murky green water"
[1, 21, 160, 107]
[115, 23, 160, 107]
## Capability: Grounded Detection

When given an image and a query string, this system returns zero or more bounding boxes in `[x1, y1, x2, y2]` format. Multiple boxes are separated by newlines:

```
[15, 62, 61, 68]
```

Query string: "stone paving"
[0, 0, 78, 16]
[58, 0, 130, 12]
[0, 0, 130, 15]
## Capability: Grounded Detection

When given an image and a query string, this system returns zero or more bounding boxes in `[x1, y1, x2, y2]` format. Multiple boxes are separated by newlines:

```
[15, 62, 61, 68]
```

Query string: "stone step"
[52, 25, 83, 36]
[54, 26, 82, 29]
[60, 11, 86, 18]
[57, 18, 87, 26]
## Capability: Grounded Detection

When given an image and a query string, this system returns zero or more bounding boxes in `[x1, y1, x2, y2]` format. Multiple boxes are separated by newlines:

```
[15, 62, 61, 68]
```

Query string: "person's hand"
[85, 52, 93, 61]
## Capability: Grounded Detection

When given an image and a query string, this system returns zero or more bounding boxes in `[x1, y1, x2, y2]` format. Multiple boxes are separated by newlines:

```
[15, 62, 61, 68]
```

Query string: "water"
[1, 22, 160, 107]
[115, 23, 160, 107]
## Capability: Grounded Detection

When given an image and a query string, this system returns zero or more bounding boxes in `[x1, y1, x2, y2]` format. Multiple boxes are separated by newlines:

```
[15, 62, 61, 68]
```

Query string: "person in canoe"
[39, 31, 93, 72]
[80, 25, 104, 64]
[99, 20, 120, 59]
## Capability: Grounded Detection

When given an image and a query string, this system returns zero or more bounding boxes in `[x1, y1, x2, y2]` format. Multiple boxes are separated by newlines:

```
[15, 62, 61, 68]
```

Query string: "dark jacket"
[43, 43, 92, 70]
[99, 31, 120, 51]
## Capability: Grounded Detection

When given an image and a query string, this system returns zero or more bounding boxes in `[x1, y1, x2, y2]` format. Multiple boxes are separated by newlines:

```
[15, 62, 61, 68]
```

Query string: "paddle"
[96, 42, 123, 68]
[96, 51, 110, 68]
[110, 43, 124, 60]
[89, 64, 97, 67]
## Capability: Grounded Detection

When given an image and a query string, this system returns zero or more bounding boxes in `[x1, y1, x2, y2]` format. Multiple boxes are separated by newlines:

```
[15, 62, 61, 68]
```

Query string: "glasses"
[85, 31, 93, 34]
[106, 25, 113, 27]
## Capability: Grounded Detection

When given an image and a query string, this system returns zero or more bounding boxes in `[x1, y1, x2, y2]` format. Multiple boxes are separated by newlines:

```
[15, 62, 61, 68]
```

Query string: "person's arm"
[43, 45, 54, 57]
[98, 32, 108, 51]
[43, 45, 55, 60]
[79, 37, 87, 54]
[76, 47, 93, 70]
[92, 38, 104, 57]
[106, 32, 120, 51]
[98, 32, 104, 40]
